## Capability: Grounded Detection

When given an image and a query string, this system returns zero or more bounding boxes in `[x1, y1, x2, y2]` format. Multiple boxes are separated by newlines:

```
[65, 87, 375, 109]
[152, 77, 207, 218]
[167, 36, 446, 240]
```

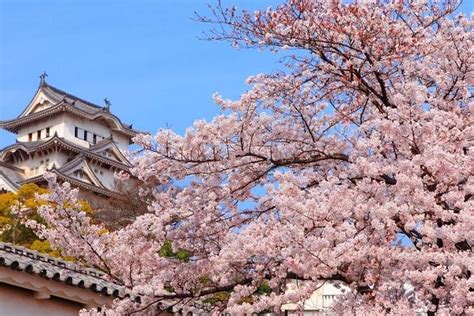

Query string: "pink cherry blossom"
[30, 1, 473, 314]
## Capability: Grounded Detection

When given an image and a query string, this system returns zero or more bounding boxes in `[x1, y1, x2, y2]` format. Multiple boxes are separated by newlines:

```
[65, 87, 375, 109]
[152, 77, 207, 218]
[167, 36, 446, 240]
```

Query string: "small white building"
[281, 281, 347, 315]
[0, 75, 137, 199]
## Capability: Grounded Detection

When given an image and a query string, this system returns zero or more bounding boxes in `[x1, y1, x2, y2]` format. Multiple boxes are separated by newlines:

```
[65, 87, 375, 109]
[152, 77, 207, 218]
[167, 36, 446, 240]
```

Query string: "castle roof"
[0, 82, 138, 140]
[0, 162, 25, 191]
[1, 135, 131, 171]
[24, 163, 116, 198]
[0, 77, 137, 198]
[0, 135, 131, 197]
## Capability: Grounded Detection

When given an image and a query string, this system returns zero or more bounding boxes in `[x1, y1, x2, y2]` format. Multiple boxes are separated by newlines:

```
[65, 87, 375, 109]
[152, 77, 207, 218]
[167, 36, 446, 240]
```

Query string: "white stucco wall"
[12, 152, 71, 177]
[89, 162, 116, 189]
[63, 115, 130, 150]
[282, 281, 348, 314]
[9, 149, 117, 189]
[110, 132, 130, 151]
[17, 114, 67, 143]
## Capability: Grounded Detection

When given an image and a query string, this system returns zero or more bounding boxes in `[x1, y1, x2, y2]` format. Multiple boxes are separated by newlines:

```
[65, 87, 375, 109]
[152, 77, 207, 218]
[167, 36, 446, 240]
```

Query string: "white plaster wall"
[17, 114, 67, 143]
[62, 115, 131, 149]
[31, 99, 54, 114]
[0, 283, 83, 316]
[63, 116, 100, 148]
[13, 152, 70, 177]
[14, 155, 47, 177]
[282, 281, 348, 313]
[16, 112, 130, 152]
[22, 90, 57, 117]
[110, 132, 130, 151]
[89, 162, 116, 189]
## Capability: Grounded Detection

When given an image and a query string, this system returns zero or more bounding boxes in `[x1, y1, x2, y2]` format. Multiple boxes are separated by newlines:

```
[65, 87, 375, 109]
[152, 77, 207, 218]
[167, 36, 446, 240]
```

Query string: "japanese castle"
[0, 75, 137, 198]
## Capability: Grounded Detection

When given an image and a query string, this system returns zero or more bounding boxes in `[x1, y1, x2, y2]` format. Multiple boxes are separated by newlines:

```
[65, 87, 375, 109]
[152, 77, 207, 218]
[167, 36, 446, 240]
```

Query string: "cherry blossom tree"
[30, 0, 473, 314]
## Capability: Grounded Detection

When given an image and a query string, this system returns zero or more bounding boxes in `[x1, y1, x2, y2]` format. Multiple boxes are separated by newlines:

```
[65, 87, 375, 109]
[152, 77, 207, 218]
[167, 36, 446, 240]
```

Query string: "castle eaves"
[1, 82, 139, 138]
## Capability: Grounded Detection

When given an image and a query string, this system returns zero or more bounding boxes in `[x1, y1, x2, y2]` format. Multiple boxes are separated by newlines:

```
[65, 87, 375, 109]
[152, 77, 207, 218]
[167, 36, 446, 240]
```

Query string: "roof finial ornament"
[103, 98, 111, 112]
[39, 71, 48, 86]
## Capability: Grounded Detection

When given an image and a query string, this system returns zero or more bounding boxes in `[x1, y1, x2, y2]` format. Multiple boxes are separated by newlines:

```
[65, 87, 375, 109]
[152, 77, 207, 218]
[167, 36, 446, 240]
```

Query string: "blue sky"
[1, 0, 472, 148]
[0, 0, 280, 147]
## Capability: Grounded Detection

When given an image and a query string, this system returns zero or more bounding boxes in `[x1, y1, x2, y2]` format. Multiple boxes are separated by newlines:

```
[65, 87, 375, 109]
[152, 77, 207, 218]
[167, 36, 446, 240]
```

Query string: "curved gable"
[18, 85, 62, 118]
[58, 157, 106, 188]
[89, 140, 130, 165]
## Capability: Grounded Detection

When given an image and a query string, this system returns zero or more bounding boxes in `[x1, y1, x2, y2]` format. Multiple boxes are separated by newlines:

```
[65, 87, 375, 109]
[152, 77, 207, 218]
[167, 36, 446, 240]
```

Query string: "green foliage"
[0, 184, 93, 257]
[203, 291, 231, 305]
[158, 240, 174, 257]
[0, 192, 16, 216]
[1, 222, 38, 246]
[199, 280, 271, 307]
[17, 183, 48, 202]
[256, 282, 272, 295]
[176, 249, 190, 262]
[29, 240, 60, 257]
[0, 184, 47, 247]
[158, 240, 190, 262]
[198, 275, 212, 286]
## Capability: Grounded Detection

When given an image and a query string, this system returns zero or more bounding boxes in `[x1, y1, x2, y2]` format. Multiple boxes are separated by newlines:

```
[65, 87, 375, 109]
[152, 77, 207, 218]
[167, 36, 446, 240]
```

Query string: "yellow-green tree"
[0, 183, 92, 257]
[0, 184, 48, 246]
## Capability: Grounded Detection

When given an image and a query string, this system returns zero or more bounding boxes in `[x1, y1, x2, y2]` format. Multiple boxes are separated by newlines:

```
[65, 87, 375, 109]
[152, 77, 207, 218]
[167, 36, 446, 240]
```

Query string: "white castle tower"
[0, 74, 137, 198]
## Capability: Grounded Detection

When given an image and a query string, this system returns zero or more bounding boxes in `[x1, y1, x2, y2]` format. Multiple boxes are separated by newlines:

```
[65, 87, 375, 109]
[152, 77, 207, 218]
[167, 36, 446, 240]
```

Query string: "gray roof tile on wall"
[0, 163, 25, 187]
[0, 242, 122, 297]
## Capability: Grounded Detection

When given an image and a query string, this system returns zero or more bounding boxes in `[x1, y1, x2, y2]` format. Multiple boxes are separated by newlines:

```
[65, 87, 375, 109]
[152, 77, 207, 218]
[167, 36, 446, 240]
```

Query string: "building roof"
[0, 136, 130, 197]
[40, 83, 108, 115]
[24, 167, 117, 198]
[0, 82, 139, 139]
[0, 162, 25, 188]
[0, 242, 122, 298]
[1, 135, 131, 171]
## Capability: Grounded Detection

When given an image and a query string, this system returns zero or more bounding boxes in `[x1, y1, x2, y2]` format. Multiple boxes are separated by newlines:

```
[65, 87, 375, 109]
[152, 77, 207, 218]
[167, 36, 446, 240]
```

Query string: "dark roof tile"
[0, 242, 122, 297]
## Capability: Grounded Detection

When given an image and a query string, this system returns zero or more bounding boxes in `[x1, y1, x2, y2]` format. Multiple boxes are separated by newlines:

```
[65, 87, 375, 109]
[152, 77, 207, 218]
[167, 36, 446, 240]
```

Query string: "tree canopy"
[0, 183, 92, 257]
[30, 1, 472, 315]
[0, 184, 49, 249]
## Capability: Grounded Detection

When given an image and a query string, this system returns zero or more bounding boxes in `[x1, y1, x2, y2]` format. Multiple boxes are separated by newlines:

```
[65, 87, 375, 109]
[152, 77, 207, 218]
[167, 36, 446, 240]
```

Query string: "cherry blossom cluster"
[31, 1, 472, 314]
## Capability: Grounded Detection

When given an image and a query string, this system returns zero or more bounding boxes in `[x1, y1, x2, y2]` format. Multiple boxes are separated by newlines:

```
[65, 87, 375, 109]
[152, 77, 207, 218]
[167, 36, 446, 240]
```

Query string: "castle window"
[28, 133, 33, 142]
[74, 170, 84, 179]
[102, 149, 113, 158]
[322, 295, 336, 307]
[37, 130, 41, 140]
[74, 127, 103, 144]
[46, 127, 50, 137]
[75, 127, 86, 140]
